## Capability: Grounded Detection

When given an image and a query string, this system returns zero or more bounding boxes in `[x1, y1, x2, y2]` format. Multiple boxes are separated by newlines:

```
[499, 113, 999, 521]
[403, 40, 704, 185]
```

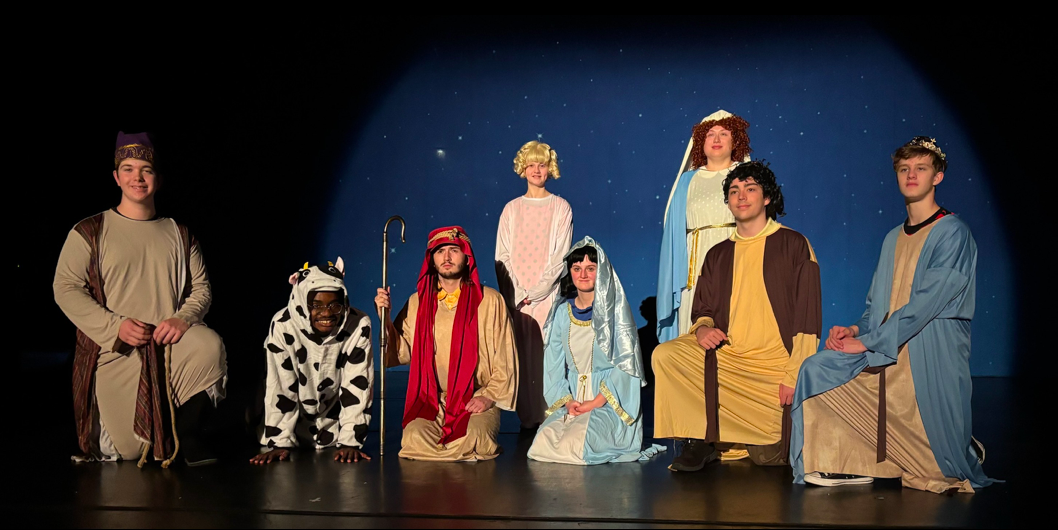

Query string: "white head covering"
[541, 236, 645, 384]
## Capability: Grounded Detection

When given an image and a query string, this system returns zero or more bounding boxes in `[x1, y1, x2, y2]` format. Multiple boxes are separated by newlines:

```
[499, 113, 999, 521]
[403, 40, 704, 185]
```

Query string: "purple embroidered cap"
[114, 131, 155, 168]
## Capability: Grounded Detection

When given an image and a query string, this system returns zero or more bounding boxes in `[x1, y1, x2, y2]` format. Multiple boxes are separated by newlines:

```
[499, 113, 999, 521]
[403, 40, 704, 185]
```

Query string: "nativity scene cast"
[53, 119, 993, 495]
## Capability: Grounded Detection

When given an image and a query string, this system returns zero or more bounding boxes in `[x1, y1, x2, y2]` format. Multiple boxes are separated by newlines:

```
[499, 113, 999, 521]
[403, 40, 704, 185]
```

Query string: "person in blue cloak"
[656, 111, 752, 344]
[528, 237, 665, 464]
[791, 136, 996, 493]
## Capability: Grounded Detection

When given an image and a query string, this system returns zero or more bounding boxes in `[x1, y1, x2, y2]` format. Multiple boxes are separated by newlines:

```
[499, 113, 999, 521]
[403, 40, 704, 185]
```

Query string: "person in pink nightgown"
[495, 141, 574, 430]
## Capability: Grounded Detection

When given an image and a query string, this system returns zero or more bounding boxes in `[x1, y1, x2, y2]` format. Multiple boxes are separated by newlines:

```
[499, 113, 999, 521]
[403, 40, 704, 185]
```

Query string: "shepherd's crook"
[380, 216, 406, 456]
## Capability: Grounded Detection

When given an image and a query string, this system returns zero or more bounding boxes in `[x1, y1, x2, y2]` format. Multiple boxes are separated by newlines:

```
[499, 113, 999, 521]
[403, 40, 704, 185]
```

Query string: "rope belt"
[686, 223, 737, 287]
[136, 343, 181, 469]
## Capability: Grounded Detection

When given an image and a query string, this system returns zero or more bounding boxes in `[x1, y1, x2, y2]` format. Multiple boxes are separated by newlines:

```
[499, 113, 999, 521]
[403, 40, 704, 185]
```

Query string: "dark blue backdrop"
[321, 25, 1012, 376]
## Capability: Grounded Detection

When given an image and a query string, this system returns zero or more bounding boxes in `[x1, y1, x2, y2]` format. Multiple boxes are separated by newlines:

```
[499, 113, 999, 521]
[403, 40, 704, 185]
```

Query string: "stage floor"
[8, 375, 1033, 528]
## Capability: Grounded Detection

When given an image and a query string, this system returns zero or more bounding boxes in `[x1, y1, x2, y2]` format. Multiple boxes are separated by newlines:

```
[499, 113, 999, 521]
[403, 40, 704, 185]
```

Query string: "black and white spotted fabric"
[261, 259, 373, 450]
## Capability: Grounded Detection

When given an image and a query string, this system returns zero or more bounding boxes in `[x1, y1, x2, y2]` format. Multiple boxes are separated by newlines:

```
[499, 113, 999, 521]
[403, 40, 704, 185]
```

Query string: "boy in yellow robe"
[653, 161, 821, 471]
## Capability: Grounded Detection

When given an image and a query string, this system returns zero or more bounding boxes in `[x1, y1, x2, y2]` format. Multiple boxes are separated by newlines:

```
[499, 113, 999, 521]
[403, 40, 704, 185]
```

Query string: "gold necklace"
[567, 302, 592, 327]
[567, 304, 593, 386]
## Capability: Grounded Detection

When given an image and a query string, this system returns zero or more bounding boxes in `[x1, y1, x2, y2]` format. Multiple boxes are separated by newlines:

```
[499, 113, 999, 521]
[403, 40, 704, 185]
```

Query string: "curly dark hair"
[690, 115, 752, 169]
[722, 160, 786, 220]
[558, 245, 599, 299]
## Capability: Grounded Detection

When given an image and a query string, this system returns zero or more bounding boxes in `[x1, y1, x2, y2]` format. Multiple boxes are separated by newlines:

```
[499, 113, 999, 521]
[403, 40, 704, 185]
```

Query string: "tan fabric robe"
[802, 222, 974, 493]
[389, 286, 517, 461]
[53, 210, 227, 460]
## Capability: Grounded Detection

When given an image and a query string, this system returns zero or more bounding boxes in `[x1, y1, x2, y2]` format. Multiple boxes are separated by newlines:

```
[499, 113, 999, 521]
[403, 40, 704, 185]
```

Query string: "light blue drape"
[655, 170, 698, 343]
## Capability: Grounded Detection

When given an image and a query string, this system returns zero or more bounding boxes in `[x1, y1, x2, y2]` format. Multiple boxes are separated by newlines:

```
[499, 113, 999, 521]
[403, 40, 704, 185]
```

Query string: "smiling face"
[523, 161, 549, 188]
[727, 177, 771, 223]
[702, 125, 733, 161]
[569, 255, 598, 294]
[112, 158, 157, 204]
[308, 290, 345, 335]
[895, 154, 944, 203]
[432, 244, 467, 280]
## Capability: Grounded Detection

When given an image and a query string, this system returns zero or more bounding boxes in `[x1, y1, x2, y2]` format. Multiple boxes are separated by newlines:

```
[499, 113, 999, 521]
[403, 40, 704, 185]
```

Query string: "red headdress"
[403, 226, 483, 445]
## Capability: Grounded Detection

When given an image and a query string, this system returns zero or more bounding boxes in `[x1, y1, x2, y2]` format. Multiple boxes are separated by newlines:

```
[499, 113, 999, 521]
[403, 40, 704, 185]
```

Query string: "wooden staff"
[379, 215, 405, 456]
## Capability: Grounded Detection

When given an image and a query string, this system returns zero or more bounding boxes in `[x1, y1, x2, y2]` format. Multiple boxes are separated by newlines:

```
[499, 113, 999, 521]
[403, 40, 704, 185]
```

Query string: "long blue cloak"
[655, 170, 698, 343]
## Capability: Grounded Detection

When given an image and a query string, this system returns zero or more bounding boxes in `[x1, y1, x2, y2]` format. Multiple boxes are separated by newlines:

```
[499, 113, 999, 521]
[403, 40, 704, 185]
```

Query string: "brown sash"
[861, 311, 894, 463]
[72, 214, 106, 458]
[703, 346, 719, 443]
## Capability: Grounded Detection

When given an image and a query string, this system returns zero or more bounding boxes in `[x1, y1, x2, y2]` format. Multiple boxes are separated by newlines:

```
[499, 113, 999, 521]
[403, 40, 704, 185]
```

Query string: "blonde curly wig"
[512, 141, 560, 179]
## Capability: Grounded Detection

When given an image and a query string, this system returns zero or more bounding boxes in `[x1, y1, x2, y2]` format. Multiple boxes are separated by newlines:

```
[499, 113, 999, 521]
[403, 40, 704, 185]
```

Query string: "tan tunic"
[391, 286, 517, 461]
[53, 210, 227, 459]
[802, 222, 973, 493]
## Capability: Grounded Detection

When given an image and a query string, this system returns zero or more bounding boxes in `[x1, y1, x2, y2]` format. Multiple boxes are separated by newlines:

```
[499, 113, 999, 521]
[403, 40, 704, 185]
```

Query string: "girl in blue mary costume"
[528, 237, 664, 465]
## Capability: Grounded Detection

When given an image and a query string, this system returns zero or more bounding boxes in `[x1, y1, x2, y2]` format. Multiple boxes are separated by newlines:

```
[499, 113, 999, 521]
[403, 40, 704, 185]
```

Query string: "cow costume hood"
[261, 257, 374, 450]
[284, 258, 354, 346]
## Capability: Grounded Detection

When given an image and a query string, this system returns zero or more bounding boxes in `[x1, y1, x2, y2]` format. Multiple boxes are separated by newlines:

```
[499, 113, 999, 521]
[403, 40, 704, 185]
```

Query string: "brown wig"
[690, 115, 752, 169]
[722, 160, 786, 220]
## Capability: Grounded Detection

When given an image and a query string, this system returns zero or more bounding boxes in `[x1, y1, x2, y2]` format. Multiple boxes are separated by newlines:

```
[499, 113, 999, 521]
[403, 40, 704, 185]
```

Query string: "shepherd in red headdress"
[376, 226, 518, 461]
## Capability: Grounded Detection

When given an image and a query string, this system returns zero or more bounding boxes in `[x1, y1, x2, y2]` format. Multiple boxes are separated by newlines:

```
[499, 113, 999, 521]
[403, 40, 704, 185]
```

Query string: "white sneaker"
[805, 472, 874, 486]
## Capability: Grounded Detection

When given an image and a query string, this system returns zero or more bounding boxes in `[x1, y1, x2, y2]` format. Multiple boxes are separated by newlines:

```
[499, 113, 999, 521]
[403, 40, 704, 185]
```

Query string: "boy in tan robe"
[791, 137, 995, 493]
[375, 226, 517, 461]
[54, 132, 227, 467]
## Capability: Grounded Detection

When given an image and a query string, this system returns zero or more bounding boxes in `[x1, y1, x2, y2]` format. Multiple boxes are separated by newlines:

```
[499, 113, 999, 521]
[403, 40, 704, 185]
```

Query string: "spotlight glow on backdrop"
[324, 25, 1013, 376]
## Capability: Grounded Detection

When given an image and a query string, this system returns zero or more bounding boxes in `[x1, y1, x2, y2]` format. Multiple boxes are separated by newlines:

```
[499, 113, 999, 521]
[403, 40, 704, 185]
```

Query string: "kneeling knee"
[652, 345, 678, 371]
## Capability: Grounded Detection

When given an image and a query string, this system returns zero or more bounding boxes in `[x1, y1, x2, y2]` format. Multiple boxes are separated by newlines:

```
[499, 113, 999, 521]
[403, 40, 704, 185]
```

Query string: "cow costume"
[260, 258, 373, 451]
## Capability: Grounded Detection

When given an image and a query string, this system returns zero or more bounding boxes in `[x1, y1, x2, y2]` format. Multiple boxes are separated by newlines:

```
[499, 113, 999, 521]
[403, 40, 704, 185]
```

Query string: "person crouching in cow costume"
[251, 258, 374, 465]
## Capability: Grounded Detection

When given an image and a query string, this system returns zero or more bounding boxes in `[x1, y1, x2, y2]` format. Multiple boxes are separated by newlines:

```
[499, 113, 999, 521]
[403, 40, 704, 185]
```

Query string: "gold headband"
[908, 137, 946, 160]
[428, 229, 472, 246]
[114, 143, 155, 167]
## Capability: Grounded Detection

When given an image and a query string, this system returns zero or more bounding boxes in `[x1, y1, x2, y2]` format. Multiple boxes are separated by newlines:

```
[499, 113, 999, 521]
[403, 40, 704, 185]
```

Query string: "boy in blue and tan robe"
[791, 137, 996, 493]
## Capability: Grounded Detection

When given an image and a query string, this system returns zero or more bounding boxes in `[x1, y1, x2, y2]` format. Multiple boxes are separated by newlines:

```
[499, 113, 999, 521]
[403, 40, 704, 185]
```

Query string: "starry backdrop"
[18, 19, 1037, 452]
[322, 22, 1013, 376]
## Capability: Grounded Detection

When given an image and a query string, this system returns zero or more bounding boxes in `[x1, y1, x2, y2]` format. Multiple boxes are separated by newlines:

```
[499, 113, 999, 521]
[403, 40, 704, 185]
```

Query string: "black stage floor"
[8, 371, 1037, 528]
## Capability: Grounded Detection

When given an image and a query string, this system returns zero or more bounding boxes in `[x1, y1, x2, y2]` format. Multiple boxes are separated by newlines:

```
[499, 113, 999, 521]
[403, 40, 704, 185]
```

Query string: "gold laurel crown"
[909, 137, 946, 160]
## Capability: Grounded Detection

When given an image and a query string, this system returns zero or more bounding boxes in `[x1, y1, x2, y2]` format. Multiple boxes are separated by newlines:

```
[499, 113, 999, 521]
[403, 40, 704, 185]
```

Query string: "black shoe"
[971, 437, 986, 464]
[668, 439, 718, 472]
[176, 391, 219, 467]
[181, 435, 219, 467]
[804, 472, 873, 486]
